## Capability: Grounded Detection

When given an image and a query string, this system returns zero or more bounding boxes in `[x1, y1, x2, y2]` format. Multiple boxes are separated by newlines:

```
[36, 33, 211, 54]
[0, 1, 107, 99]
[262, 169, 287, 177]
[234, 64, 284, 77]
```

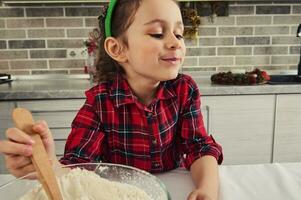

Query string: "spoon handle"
[12, 108, 63, 200]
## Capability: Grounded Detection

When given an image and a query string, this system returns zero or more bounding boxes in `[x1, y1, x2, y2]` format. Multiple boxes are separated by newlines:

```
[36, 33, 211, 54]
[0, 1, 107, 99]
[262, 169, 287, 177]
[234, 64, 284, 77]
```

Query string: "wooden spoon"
[12, 108, 63, 200]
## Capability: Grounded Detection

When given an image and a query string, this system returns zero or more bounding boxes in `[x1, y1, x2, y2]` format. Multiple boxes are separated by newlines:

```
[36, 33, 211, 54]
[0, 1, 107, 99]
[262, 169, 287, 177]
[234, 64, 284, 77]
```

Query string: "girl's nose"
[165, 33, 181, 50]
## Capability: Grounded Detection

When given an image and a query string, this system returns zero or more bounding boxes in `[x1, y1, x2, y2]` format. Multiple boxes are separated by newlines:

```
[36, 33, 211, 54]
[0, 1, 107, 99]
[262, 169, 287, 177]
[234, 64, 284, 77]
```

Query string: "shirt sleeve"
[178, 77, 223, 169]
[59, 89, 105, 165]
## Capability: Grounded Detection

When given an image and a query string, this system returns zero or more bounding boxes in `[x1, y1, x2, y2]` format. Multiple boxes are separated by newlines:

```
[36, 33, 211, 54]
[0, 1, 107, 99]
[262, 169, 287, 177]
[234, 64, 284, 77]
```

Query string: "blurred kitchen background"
[0, 0, 300, 77]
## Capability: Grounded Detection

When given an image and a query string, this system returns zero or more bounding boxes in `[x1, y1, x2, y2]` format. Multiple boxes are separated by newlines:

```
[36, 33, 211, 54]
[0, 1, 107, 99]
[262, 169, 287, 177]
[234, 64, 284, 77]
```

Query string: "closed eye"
[175, 34, 183, 40]
[149, 33, 183, 40]
[149, 33, 163, 39]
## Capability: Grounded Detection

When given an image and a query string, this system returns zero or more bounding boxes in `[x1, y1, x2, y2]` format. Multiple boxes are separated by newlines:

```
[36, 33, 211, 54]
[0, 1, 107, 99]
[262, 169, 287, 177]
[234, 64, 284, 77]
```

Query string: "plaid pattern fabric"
[60, 73, 223, 173]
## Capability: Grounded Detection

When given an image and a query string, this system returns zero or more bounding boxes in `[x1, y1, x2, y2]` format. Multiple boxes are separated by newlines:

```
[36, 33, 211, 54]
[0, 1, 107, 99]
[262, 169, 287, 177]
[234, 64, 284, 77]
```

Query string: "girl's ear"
[104, 37, 128, 63]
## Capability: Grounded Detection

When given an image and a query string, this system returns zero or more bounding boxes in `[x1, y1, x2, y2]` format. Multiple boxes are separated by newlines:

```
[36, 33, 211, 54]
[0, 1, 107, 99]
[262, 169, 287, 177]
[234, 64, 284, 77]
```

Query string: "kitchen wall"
[0, 1, 300, 76]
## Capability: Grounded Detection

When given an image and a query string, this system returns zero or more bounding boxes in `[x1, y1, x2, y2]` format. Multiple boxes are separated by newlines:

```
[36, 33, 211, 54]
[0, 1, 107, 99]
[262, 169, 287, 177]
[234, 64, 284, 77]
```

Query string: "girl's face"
[122, 0, 186, 83]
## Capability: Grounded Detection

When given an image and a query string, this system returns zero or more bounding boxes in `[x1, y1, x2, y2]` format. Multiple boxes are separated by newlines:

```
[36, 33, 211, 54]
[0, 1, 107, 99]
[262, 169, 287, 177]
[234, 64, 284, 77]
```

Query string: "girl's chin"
[159, 71, 179, 81]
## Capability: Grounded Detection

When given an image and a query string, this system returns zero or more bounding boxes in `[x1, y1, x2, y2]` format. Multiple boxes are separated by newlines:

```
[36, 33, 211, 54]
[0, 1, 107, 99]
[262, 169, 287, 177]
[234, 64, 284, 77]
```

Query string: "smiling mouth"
[161, 57, 181, 64]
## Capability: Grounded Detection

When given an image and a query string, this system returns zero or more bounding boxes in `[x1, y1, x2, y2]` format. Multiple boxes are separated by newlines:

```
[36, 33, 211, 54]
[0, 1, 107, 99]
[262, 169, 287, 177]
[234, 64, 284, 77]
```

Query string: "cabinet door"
[273, 94, 301, 162]
[0, 102, 16, 174]
[16, 99, 85, 156]
[202, 95, 275, 165]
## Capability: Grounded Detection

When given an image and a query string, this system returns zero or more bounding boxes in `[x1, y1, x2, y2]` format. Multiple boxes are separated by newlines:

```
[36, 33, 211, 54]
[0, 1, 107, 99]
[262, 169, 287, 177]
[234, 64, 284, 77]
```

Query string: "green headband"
[105, 0, 118, 38]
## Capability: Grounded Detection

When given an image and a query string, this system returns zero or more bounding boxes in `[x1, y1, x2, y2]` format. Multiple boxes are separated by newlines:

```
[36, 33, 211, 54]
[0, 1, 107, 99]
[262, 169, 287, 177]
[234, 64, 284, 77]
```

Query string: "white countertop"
[1, 162, 301, 200]
[158, 162, 301, 200]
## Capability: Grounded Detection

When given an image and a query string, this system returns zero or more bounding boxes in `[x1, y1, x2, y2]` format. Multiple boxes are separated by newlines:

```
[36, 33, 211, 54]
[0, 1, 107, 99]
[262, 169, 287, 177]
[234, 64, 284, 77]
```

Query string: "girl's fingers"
[32, 120, 52, 139]
[5, 128, 35, 145]
[9, 163, 36, 178]
[32, 120, 56, 159]
[5, 155, 36, 178]
[0, 140, 33, 156]
[4, 154, 32, 170]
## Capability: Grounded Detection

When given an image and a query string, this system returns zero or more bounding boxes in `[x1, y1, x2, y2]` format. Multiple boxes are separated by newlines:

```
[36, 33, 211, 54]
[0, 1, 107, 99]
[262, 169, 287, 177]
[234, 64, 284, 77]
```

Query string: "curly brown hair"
[96, 0, 142, 82]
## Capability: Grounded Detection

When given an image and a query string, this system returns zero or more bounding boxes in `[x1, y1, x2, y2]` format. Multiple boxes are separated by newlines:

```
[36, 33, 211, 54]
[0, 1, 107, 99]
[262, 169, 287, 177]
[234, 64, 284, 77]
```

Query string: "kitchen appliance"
[0, 73, 12, 84]
[268, 23, 301, 84]
[297, 23, 301, 76]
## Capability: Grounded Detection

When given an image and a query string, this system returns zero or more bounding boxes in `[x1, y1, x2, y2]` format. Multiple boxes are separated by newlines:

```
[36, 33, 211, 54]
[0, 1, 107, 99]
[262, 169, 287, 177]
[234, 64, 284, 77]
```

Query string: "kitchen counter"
[1, 76, 301, 100]
[1, 162, 301, 200]
[0, 79, 90, 100]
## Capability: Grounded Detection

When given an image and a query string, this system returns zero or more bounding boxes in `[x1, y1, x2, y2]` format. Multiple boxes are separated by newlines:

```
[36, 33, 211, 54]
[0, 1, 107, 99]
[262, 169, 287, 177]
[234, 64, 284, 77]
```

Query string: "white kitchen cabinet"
[201, 95, 275, 165]
[0, 99, 85, 174]
[273, 94, 301, 162]
[0, 99, 85, 173]
[16, 99, 85, 157]
[0, 102, 16, 174]
[1, 93, 299, 174]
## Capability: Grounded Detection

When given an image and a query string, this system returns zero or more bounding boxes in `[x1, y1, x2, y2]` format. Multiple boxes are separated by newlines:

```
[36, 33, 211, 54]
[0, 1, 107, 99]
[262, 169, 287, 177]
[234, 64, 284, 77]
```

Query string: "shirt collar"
[109, 73, 177, 108]
[156, 80, 177, 100]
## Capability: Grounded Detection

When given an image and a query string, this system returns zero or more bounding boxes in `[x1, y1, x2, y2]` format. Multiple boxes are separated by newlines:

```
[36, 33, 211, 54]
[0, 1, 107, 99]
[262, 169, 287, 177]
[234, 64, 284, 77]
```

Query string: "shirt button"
[152, 139, 158, 145]
[152, 162, 160, 168]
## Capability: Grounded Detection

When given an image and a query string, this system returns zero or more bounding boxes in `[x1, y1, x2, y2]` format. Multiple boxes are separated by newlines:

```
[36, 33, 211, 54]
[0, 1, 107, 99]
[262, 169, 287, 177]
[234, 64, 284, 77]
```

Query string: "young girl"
[0, 0, 223, 199]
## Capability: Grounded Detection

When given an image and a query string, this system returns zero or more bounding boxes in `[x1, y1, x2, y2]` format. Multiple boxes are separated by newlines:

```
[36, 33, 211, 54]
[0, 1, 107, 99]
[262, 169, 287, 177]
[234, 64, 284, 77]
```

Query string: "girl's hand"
[0, 120, 57, 178]
[187, 189, 215, 200]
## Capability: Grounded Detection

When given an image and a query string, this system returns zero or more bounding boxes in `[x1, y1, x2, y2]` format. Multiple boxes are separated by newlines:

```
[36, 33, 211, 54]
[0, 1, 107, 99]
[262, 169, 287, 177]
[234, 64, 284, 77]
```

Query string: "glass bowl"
[0, 163, 171, 200]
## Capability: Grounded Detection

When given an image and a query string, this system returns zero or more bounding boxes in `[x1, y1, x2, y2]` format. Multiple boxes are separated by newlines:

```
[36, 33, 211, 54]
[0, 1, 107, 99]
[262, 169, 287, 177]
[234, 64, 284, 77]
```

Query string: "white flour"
[20, 168, 152, 200]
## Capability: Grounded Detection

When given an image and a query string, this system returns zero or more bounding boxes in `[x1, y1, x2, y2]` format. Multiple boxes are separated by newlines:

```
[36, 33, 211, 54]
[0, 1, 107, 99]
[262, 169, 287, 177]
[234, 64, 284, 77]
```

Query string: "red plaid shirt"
[60, 73, 223, 173]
